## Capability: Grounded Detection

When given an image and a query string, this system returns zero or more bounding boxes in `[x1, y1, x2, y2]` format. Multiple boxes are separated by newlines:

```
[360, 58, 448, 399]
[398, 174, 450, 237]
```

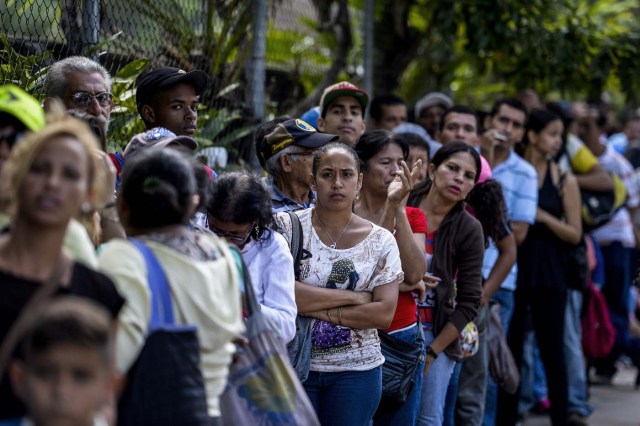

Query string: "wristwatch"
[426, 345, 438, 359]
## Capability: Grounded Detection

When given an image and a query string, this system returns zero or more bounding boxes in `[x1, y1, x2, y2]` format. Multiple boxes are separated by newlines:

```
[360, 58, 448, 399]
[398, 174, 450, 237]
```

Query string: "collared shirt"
[482, 150, 538, 291]
[266, 179, 315, 213]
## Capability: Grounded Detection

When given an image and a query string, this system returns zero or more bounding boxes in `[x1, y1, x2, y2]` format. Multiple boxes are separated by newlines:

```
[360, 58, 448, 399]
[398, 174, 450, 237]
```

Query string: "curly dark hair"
[205, 170, 273, 244]
[466, 179, 509, 247]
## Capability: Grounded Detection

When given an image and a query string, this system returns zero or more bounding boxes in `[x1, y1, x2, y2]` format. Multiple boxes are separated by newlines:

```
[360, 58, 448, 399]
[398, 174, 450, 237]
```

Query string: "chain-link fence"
[1, 0, 370, 168]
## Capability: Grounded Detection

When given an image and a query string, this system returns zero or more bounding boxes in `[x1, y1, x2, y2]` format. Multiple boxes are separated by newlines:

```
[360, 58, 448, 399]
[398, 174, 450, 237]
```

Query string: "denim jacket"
[286, 315, 313, 382]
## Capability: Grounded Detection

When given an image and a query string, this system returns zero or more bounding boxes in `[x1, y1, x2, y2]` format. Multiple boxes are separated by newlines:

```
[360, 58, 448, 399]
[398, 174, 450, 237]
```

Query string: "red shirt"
[385, 207, 427, 332]
[419, 229, 436, 324]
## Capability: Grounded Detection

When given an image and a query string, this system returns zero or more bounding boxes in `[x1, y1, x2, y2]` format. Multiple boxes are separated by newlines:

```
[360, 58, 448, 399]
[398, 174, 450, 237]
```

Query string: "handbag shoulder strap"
[285, 211, 304, 280]
[129, 239, 175, 329]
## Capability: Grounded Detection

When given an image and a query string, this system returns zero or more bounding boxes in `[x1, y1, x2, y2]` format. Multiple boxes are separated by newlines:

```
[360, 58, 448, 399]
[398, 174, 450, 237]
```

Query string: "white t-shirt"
[276, 208, 403, 372]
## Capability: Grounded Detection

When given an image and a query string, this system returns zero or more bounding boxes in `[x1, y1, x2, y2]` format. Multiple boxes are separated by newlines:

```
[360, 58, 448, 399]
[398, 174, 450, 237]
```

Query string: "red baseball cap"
[319, 81, 369, 117]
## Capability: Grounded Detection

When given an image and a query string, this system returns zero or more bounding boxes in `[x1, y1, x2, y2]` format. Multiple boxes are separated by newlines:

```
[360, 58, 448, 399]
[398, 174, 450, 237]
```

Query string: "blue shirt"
[482, 150, 538, 291]
[266, 180, 314, 213]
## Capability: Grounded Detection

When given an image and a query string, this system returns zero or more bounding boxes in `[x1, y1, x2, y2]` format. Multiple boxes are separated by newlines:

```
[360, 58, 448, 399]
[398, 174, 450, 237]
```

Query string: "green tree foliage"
[0, 34, 51, 92]
[372, 0, 640, 107]
[123, 0, 256, 159]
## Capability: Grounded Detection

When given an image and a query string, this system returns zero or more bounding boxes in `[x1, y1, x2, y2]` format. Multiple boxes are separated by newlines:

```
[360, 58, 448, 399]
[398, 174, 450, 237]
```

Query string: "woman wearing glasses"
[205, 171, 297, 343]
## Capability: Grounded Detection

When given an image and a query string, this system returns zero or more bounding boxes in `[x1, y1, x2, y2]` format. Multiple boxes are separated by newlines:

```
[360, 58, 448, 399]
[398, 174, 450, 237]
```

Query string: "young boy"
[7, 297, 115, 426]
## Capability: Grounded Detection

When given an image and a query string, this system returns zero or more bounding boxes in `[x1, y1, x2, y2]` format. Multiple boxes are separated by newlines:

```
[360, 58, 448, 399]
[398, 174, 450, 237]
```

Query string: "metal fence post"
[363, 0, 374, 103]
[250, 0, 266, 121]
[82, 0, 100, 58]
[246, 0, 266, 171]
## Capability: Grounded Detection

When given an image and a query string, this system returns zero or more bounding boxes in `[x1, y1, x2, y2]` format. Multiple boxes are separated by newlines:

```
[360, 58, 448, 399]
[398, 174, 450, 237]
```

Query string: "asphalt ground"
[522, 366, 640, 426]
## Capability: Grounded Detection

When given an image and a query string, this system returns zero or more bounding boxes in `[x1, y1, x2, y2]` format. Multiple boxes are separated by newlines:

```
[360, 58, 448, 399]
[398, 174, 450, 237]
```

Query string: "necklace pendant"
[330, 243, 337, 249]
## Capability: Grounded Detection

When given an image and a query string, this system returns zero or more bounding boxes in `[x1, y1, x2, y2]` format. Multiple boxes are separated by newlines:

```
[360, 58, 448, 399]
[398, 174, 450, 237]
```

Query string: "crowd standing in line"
[0, 55, 638, 426]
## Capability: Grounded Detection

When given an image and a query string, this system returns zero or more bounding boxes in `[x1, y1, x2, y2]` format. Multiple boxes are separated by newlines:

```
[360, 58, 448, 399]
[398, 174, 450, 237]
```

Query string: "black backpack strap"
[285, 210, 304, 280]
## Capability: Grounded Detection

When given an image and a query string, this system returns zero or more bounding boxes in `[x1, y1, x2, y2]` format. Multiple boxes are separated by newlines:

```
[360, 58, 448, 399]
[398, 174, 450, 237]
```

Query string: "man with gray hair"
[42, 56, 122, 176]
[42, 56, 125, 242]
[43, 56, 114, 128]
[262, 118, 338, 213]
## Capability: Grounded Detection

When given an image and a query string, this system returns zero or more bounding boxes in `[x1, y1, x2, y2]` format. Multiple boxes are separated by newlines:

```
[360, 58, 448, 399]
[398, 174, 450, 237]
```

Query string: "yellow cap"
[0, 84, 45, 131]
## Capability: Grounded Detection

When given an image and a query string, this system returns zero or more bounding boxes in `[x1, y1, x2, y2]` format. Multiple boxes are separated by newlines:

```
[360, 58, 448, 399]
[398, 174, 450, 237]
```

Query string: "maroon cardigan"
[430, 202, 484, 361]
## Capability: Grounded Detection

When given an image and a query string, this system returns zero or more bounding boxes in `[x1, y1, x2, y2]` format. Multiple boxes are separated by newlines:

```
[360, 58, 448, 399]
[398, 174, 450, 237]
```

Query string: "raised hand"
[388, 160, 420, 207]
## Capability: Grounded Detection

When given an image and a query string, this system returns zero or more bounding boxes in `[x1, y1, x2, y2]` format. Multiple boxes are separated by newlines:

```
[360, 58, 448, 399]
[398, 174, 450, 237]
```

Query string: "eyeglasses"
[210, 221, 255, 245]
[68, 91, 113, 108]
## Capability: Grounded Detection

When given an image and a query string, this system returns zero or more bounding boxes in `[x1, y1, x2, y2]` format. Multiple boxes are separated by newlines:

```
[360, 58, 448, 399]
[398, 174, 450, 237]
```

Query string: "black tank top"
[517, 161, 568, 290]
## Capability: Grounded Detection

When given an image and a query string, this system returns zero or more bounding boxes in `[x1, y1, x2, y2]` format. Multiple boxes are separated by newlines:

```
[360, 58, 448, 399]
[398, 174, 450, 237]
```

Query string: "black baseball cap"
[136, 67, 210, 113]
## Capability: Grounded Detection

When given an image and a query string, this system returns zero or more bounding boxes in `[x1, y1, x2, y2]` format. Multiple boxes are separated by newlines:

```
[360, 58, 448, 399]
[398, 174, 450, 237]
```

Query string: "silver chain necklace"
[314, 208, 354, 249]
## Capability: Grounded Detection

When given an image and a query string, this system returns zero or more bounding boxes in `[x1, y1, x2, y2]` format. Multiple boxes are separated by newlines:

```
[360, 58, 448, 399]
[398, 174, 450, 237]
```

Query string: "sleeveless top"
[517, 161, 568, 291]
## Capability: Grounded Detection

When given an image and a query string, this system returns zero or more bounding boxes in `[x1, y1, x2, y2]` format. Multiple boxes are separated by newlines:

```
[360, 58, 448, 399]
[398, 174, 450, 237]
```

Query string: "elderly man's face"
[285, 148, 317, 188]
[63, 72, 113, 122]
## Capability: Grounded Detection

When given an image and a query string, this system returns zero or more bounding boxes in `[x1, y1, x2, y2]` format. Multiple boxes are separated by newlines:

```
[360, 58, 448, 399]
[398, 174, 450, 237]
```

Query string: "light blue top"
[482, 150, 538, 291]
[608, 132, 628, 155]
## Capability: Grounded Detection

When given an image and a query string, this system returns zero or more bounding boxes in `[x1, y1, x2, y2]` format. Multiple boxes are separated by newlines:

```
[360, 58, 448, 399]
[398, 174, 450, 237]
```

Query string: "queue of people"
[0, 55, 638, 426]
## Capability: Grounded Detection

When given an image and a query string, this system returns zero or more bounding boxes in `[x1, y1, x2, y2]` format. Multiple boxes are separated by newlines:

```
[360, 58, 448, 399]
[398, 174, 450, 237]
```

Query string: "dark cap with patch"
[136, 67, 209, 113]
[262, 118, 338, 161]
